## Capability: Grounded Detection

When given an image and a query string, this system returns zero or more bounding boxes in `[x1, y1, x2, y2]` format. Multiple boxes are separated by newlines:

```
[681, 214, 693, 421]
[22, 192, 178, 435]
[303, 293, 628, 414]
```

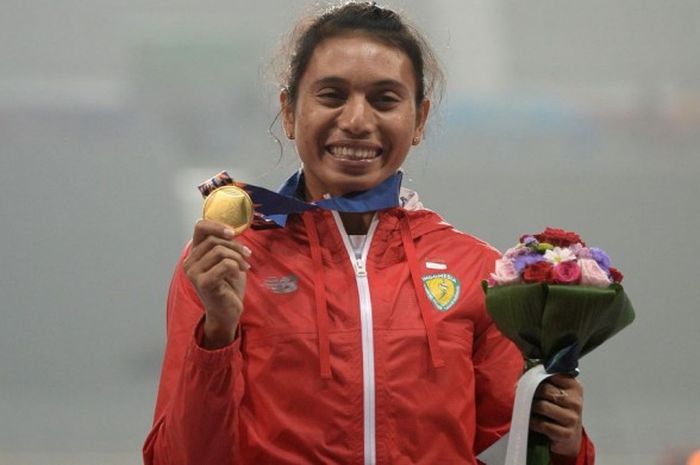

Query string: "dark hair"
[280, 1, 444, 106]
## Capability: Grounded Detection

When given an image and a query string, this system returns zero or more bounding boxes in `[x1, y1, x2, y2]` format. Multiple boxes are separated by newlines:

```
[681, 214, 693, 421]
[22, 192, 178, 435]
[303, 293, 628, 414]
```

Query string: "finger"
[189, 245, 250, 281]
[531, 399, 578, 428]
[534, 381, 568, 404]
[534, 386, 582, 415]
[187, 235, 252, 267]
[535, 382, 568, 402]
[192, 219, 237, 246]
[203, 258, 247, 295]
[536, 378, 582, 401]
[192, 257, 247, 298]
[529, 415, 580, 444]
[546, 374, 582, 391]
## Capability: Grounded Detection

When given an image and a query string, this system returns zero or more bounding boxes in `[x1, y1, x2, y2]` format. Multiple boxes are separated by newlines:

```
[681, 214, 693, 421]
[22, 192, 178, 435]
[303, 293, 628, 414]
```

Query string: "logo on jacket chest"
[263, 275, 299, 294]
[422, 273, 460, 311]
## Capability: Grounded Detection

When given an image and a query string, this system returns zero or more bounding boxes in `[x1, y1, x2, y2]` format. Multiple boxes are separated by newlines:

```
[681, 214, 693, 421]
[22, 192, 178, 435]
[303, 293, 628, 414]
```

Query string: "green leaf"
[483, 283, 635, 362]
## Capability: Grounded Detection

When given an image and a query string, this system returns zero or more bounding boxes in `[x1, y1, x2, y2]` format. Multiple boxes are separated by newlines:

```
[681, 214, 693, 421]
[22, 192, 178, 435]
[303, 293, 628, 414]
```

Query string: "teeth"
[328, 146, 380, 160]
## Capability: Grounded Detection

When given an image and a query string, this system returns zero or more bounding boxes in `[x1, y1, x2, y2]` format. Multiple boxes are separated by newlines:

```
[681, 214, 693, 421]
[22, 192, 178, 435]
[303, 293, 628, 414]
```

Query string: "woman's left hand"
[529, 374, 584, 457]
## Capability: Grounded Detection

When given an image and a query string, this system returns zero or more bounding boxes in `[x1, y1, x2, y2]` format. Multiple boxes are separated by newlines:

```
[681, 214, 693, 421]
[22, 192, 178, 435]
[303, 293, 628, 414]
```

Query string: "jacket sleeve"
[471, 246, 524, 455]
[551, 429, 596, 465]
[472, 317, 524, 455]
[143, 247, 244, 465]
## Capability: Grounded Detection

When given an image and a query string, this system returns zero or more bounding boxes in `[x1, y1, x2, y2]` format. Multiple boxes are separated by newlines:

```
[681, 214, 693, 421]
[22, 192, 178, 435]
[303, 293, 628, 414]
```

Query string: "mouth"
[326, 144, 382, 162]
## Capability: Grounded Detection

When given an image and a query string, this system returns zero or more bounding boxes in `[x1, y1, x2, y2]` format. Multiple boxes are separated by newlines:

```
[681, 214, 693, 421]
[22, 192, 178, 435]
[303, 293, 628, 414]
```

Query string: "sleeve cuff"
[186, 316, 241, 370]
[551, 428, 594, 465]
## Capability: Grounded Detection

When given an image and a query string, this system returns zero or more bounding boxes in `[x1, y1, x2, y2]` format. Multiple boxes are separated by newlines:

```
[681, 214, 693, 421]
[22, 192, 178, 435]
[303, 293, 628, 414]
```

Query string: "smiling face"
[281, 34, 430, 200]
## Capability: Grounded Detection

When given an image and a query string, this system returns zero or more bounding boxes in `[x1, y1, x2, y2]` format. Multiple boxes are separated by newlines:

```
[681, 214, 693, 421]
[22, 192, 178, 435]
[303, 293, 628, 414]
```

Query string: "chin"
[330, 175, 382, 195]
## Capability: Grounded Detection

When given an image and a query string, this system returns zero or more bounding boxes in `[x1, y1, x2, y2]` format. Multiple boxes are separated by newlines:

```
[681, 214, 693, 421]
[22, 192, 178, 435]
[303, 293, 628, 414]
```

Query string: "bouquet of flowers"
[481, 227, 635, 465]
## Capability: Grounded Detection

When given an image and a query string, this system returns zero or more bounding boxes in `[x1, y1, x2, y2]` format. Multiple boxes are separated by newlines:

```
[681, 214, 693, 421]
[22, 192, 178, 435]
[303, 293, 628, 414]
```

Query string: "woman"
[144, 3, 593, 464]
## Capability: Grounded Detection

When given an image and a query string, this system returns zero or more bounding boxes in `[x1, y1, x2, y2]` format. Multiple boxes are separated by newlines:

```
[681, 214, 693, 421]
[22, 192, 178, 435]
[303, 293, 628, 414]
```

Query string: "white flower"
[543, 247, 577, 265]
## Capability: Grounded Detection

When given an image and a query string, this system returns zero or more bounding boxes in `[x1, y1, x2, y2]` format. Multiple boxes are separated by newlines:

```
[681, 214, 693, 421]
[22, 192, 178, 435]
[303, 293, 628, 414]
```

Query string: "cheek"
[296, 109, 332, 140]
[390, 109, 417, 133]
[392, 121, 418, 147]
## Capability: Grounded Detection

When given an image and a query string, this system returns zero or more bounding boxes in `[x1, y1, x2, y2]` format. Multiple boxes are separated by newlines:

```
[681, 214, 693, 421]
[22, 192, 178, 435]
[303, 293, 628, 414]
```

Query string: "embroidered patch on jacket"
[422, 273, 460, 311]
[264, 275, 299, 294]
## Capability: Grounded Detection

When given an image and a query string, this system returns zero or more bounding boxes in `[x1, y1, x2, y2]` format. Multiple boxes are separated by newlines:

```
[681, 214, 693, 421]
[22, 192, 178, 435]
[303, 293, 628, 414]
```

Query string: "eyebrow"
[313, 76, 410, 92]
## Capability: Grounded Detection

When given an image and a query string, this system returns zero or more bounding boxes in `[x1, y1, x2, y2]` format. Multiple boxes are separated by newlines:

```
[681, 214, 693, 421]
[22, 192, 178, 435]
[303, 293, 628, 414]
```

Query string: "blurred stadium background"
[1, 1, 698, 464]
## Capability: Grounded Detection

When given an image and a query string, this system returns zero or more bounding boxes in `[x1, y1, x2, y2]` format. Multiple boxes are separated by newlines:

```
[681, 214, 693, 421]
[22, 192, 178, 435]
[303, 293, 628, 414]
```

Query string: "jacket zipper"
[332, 211, 380, 465]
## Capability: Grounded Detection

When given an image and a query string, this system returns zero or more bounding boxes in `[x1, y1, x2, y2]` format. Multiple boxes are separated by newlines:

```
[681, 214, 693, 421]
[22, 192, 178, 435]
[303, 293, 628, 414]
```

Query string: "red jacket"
[144, 207, 594, 464]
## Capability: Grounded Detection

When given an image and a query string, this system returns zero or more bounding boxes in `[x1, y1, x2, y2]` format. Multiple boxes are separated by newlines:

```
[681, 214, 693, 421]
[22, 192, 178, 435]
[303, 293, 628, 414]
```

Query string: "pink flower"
[579, 259, 612, 287]
[490, 258, 521, 286]
[569, 242, 585, 257]
[504, 244, 531, 259]
[552, 261, 581, 284]
[575, 246, 593, 259]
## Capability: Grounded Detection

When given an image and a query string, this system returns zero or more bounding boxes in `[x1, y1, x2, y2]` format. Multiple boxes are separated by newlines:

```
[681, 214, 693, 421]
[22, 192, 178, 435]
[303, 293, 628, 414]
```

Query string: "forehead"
[301, 34, 417, 90]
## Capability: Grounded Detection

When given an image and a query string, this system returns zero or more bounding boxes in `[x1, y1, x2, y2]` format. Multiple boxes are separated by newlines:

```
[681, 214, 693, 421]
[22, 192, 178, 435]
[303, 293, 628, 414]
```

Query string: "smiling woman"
[281, 33, 429, 201]
[143, 2, 595, 465]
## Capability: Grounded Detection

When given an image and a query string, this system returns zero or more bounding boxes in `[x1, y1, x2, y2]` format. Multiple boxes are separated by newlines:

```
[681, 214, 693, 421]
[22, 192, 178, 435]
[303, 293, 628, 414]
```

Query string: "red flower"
[523, 261, 554, 283]
[609, 267, 624, 283]
[552, 261, 582, 284]
[533, 227, 585, 247]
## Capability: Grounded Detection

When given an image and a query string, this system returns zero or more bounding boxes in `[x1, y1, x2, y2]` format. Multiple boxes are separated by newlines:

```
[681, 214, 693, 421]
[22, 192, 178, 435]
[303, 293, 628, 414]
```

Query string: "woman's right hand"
[183, 219, 252, 349]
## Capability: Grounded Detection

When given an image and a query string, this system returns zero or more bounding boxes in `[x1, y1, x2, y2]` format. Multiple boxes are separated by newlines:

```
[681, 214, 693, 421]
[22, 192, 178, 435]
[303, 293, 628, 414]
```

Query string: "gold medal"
[202, 185, 254, 234]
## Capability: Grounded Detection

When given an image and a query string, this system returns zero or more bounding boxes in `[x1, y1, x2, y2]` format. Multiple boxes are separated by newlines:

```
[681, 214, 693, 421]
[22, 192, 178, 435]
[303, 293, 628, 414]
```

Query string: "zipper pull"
[356, 259, 367, 277]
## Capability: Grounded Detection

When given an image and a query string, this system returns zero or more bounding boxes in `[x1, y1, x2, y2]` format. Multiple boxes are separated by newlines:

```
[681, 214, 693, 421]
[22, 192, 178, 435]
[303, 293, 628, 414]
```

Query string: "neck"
[300, 177, 378, 234]
[339, 211, 374, 235]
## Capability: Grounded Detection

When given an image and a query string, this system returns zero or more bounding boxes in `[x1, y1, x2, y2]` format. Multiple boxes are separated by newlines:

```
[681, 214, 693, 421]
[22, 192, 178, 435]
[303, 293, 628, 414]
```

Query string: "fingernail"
[243, 261, 251, 270]
[242, 246, 252, 257]
[223, 228, 235, 238]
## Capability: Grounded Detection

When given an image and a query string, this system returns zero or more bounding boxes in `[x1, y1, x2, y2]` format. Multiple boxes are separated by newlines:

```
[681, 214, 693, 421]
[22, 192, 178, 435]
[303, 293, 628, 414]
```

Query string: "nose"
[337, 95, 375, 136]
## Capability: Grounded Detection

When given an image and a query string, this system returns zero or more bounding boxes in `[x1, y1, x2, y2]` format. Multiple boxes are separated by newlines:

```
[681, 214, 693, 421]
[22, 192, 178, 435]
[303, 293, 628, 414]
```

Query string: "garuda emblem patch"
[422, 273, 460, 312]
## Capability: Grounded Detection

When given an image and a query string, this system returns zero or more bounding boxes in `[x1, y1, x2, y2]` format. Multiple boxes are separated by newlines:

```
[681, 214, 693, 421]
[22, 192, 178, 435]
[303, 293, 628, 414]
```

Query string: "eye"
[317, 88, 345, 106]
[373, 92, 401, 109]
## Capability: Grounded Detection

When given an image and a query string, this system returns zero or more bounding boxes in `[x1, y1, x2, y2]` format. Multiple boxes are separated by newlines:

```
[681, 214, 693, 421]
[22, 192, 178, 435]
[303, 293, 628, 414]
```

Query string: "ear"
[412, 98, 431, 145]
[280, 89, 295, 140]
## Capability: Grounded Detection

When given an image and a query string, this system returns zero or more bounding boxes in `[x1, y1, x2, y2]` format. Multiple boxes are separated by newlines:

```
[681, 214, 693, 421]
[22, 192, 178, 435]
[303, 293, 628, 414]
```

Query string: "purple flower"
[514, 253, 544, 274]
[522, 236, 538, 247]
[589, 247, 611, 272]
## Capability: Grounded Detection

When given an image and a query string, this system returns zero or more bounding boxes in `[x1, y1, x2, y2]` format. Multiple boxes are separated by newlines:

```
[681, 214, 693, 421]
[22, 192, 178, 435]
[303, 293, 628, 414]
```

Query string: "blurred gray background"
[1, 1, 699, 464]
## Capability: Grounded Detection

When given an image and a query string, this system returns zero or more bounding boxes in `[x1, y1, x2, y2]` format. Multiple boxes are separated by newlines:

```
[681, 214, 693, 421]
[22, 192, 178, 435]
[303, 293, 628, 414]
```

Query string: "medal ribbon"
[200, 170, 403, 227]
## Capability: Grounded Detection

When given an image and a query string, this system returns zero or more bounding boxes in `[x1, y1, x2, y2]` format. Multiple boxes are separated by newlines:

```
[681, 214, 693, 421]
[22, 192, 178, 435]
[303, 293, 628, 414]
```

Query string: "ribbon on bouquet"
[477, 344, 579, 465]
